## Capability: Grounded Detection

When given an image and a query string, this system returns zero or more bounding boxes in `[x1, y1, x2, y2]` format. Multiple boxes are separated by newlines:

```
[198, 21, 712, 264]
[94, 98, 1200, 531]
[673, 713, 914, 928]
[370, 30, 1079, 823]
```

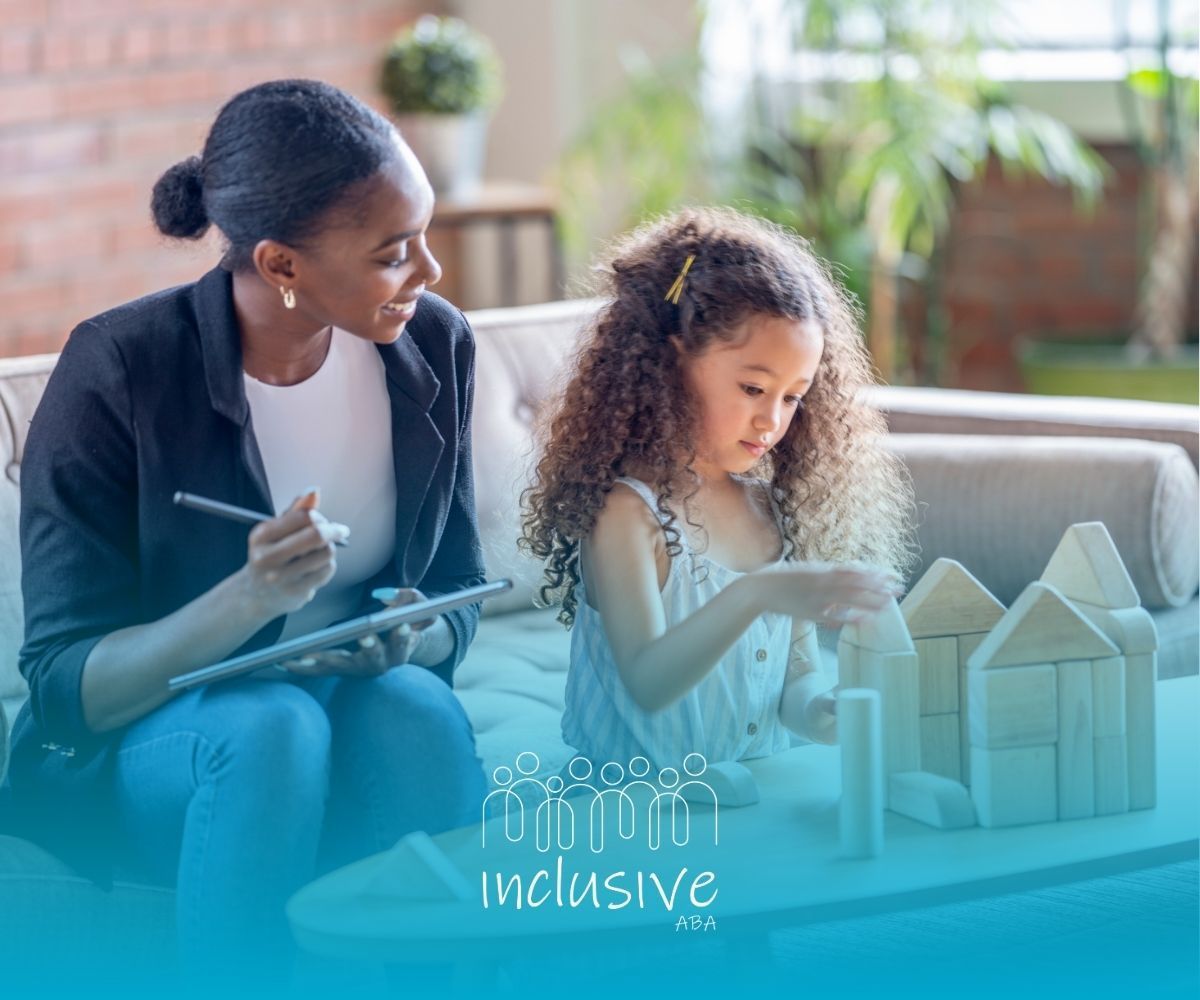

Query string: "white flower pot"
[394, 111, 489, 199]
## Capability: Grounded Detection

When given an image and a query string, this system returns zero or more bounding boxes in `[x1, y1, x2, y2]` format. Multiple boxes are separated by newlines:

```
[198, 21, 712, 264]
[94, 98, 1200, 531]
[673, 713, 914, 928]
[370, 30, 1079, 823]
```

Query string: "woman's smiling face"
[284, 141, 442, 343]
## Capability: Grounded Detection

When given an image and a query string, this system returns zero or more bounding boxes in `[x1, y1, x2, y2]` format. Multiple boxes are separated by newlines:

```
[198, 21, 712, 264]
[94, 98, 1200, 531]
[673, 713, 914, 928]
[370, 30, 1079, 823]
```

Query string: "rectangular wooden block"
[837, 640, 860, 690]
[920, 713, 961, 783]
[916, 636, 958, 715]
[1094, 734, 1130, 816]
[957, 632, 987, 668]
[1056, 659, 1095, 820]
[1091, 656, 1126, 737]
[1125, 653, 1157, 810]
[968, 664, 1058, 750]
[957, 631, 987, 789]
[859, 649, 921, 790]
[958, 666, 971, 787]
[970, 744, 1058, 828]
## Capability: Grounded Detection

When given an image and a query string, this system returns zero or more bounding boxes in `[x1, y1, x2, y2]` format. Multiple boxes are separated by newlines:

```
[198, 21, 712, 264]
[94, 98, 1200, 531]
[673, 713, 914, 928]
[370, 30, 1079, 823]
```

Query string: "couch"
[1, 296, 1197, 964]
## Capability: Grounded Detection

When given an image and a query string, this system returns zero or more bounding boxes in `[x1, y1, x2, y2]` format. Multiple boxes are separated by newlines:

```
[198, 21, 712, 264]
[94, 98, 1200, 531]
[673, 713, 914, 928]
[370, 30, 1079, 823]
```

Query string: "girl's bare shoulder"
[593, 480, 662, 542]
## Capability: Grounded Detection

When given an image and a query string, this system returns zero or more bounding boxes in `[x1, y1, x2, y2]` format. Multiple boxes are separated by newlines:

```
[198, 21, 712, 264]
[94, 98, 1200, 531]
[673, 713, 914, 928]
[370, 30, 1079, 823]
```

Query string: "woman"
[5, 79, 487, 975]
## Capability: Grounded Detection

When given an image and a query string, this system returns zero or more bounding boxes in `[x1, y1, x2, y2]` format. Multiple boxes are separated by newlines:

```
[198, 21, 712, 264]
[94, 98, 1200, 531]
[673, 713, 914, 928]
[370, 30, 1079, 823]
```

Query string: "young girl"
[522, 207, 916, 767]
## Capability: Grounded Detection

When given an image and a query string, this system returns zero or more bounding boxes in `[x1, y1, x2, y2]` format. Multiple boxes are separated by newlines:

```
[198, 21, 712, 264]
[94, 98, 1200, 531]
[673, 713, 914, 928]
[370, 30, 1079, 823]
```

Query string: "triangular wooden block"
[348, 831, 475, 902]
[1041, 522, 1139, 610]
[901, 559, 1006, 638]
[842, 597, 914, 653]
[968, 582, 1119, 670]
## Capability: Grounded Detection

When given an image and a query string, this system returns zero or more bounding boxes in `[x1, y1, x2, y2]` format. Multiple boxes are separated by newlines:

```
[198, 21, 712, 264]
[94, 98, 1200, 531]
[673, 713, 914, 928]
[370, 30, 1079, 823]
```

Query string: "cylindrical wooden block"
[839, 688, 883, 859]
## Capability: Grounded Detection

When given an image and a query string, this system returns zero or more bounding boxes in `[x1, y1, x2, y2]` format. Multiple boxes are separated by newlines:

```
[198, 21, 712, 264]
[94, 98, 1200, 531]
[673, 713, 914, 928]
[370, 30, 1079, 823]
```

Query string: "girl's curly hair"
[520, 206, 918, 626]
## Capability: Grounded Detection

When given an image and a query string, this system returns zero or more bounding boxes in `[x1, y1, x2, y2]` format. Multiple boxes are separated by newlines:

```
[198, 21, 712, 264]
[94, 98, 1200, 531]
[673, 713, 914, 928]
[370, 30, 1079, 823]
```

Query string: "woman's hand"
[281, 587, 436, 678]
[241, 489, 349, 620]
[749, 562, 901, 627]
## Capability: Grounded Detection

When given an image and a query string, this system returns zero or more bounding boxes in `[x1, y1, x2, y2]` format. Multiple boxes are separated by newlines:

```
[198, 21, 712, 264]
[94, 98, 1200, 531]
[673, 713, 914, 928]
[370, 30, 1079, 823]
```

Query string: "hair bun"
[150, 155, 208, 239]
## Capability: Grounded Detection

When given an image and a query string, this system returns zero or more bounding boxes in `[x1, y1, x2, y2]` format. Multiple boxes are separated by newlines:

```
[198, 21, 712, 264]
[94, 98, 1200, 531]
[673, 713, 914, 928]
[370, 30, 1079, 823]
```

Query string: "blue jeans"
[110, 666, 485, 977]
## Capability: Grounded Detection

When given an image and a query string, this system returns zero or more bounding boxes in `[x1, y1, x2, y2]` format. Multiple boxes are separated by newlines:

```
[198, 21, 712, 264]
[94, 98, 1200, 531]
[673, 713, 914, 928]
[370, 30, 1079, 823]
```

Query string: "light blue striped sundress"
[561, 476, 795, 769]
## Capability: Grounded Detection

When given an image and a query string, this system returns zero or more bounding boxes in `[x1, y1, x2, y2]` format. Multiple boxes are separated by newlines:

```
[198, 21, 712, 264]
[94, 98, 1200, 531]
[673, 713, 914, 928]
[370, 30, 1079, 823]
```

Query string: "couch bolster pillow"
[890, 434, 1200, 609]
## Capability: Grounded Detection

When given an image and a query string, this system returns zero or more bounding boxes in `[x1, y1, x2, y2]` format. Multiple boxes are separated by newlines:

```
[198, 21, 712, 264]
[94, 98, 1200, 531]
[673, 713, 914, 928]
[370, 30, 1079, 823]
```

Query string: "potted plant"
[1017, 0, 1198, 403]
[380, 15, 503, 198]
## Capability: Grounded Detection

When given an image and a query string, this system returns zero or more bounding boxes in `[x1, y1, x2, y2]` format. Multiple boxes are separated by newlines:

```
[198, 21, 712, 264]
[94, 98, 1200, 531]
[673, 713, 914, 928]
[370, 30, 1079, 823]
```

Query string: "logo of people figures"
[482, 751, 719, 852]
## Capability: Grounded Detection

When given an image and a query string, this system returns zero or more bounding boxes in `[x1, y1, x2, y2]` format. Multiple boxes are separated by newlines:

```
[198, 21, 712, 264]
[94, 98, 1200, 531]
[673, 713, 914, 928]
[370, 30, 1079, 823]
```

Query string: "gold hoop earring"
[280, 286, 296, 310]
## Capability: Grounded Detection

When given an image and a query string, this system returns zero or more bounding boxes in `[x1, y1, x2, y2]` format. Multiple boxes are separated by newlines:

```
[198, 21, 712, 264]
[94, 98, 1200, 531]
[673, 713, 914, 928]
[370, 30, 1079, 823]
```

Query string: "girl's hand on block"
[750, 562, 900, 626]
[804, 687, 839, 745]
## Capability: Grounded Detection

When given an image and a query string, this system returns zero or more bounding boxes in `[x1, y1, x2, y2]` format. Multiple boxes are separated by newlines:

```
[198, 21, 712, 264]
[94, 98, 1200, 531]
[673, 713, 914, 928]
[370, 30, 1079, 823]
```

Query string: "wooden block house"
[899, 559, 1006, 785]
[966, 581, 1123, 827]
[1040, 522, 1158, 810]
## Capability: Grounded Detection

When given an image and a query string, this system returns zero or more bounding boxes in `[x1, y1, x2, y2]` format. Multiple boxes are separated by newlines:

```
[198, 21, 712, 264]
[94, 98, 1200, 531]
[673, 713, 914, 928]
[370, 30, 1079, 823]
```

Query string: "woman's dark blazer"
[3, 265, 487, 880]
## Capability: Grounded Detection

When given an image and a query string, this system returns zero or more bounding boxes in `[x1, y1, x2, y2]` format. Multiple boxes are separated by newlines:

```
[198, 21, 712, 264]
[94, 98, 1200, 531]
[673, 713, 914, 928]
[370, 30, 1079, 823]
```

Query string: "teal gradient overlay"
[2, 760, 1196, 997]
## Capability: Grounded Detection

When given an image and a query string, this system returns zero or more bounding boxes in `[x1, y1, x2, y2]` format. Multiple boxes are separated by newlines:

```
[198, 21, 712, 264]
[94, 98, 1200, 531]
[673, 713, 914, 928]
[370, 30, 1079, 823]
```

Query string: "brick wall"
[0, 0, 439, 358]
[915, 144, 1199, 392]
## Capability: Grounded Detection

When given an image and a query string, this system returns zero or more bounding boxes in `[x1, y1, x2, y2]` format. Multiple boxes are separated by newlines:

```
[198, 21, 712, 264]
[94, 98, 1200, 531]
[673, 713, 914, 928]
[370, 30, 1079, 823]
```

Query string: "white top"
[244, 328, 397, 640]
[561, 476, 794, 768]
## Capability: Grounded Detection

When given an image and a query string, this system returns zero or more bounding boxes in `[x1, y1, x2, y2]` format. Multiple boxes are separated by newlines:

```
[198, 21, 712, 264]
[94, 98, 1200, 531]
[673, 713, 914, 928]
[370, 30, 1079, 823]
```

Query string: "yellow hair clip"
[664, 254, 695, 305]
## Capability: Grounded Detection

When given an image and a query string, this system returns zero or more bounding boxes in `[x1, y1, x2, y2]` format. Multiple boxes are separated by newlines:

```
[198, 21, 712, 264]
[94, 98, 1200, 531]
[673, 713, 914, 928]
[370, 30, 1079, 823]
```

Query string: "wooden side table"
[427, 181, 563, 309]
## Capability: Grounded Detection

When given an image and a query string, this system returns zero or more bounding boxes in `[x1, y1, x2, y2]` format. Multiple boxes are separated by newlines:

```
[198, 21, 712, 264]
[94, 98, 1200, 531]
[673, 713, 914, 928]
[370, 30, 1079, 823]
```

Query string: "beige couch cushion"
[0, 355, 56, 705]
[468, 300, 599, 616]
[0, 833, 174, 961]
[893, 434, 1200, 609]
[454, 607, 575, 774]
[871, 385, 1200, 470]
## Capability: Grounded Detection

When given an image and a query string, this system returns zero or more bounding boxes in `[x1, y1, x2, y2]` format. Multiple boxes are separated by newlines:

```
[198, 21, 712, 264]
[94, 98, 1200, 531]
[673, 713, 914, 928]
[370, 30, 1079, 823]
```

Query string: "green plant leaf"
[1127, 68, 1168, 100]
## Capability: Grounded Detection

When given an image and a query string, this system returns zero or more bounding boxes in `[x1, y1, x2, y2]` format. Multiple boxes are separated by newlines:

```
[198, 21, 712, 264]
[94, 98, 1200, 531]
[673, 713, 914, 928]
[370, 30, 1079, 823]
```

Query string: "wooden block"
[1094, 734, 1130, 816]
[842, 597, 914, 654]
[968, 583, 1119, 670]
[958, 666, 972, 788]
[957, 632, 987, 668]
[968, 664, 1058, 749]
[901, 559, 1006, 638]
[957, 633, 986, 788]
[840, 689, 884, 858]
[1091, 656, 1127, 737]
[888, 771, 977, 829]
[1125, 653, 1157, 810]
[1056, 659, 1095, 820]
[837, 639, 861, 689]
[859, 649, 921, 788]
[360, 831, 475, 901]
[970, 745, 1058, 828]
[1072, 603, 1159, 655]
[915, 636, 958, 715]
[1040, 522, 1139, 610]
[920, 713, 961, 782]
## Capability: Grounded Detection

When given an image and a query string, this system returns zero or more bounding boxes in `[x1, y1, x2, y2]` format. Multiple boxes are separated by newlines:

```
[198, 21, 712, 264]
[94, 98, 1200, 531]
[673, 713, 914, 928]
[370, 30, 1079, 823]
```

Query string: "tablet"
[168, 578, 513, 691]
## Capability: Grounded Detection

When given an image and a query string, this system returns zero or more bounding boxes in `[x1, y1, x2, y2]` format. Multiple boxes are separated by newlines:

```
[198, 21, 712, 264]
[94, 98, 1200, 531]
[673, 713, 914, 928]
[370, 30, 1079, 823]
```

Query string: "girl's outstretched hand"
[749, 562, 901, 627]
